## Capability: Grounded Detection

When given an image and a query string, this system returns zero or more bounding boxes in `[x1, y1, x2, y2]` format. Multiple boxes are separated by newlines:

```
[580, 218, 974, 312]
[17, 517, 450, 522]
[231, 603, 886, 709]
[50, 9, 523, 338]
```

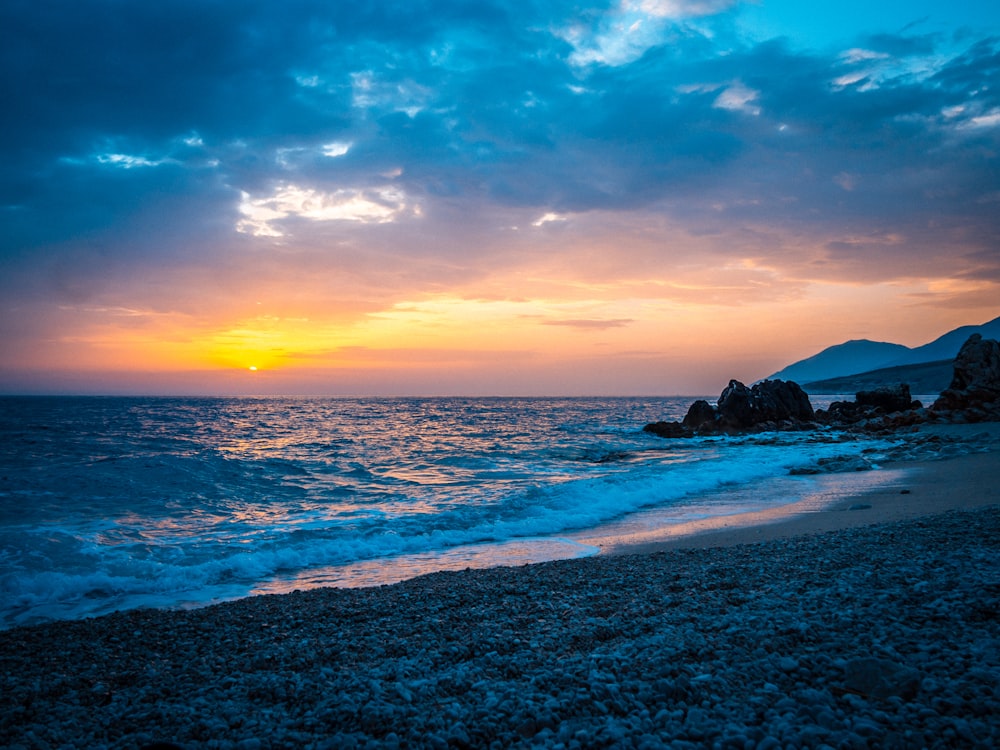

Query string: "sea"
[0, 395, 929, 629]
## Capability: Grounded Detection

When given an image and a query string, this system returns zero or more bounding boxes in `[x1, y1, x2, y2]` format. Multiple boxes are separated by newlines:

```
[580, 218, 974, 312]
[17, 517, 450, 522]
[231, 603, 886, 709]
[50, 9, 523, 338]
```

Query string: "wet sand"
[601, 448, 1000, 553]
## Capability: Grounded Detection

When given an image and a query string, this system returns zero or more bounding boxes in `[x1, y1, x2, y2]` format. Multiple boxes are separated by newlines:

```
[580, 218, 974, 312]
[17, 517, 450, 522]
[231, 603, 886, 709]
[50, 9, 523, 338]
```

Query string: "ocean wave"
[0, 396, 919, 628]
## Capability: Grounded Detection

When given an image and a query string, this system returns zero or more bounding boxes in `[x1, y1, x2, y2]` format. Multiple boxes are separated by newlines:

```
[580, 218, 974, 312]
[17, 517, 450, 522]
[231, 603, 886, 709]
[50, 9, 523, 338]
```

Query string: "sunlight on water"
[0, 395, 945, 628]
[251, 537, 601, 594]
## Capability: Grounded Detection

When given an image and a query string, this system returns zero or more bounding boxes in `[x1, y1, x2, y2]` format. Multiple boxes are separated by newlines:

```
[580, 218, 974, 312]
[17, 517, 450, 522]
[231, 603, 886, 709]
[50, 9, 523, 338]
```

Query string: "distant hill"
[802, 359, 953, 396]
[768, 339, 910, 384]
[883, 316, 1000, 367]
[767, 315, 1000, 384]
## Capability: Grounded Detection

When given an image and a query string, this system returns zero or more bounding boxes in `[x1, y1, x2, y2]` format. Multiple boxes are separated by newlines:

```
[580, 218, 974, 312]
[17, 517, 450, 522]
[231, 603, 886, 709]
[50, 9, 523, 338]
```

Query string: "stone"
[646, 379, 817, 436]
[856, 384, 913, 413]
[642, 421, 692, 438]
[933, 334, 1000, 414]
[752, 379, 815, 422]
[844, 658, 922, 700]
[817, 455, 873, 473]
[717, 379, 815, 429]
[682, 399, 716, 429]
[718, 380, 757, 428]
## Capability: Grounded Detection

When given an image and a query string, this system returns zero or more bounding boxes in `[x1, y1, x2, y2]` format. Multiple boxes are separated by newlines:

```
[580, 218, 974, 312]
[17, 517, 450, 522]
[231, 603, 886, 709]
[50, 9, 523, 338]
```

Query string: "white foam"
[1, 396, 911, 628]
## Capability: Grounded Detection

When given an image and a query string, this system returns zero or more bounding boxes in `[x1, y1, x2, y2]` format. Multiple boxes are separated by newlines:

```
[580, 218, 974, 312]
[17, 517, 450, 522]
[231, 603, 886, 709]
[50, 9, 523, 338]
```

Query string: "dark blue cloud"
[1, 0, 998, 297]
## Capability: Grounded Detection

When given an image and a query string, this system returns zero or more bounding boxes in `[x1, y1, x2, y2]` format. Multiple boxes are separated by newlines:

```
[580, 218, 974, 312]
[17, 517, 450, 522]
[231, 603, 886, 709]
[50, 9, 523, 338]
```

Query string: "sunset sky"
[2, 1, 999, 396]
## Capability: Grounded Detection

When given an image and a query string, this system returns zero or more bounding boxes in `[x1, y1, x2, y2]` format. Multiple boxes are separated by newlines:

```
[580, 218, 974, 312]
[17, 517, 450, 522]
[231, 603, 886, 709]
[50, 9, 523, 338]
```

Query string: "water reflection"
[251, 537, 600, 594]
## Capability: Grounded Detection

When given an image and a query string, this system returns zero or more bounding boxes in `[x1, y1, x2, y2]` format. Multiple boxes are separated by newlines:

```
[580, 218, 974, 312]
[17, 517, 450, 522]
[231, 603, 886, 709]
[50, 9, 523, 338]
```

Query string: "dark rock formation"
[932, 334, 1000, 420]
[752, 378, 816, 423]
[817, 384, 921, 426]
[716, 380, 755, 428]
[642, 420, 692, 439]
[789, 455, 875, 475]
[644, 334, 1000, 439]
[644, 379, 816, 437]
[682, 399, 716, 429]
[856, 384, 914, 413]
[716, 379, 814, 429]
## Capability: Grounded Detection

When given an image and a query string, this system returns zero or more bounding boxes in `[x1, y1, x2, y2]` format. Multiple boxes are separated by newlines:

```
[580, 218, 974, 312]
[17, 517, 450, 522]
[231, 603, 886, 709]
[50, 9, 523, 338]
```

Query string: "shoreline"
[2, 424, 999, 747]
[557, 421, 1000, 555]
[2, 506, 997, 747]
[598, 448, 1000, 554]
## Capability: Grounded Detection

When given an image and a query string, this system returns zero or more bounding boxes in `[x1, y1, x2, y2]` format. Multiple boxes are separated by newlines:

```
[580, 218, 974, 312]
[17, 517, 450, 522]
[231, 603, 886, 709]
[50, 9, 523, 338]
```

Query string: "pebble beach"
[2, 445, 999, 749]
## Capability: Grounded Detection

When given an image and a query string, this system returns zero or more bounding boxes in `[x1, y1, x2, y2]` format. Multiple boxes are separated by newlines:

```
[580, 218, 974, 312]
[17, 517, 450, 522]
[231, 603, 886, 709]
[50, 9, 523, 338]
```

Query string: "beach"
[594, 428, 1000, 554]
[1, 428, 998, 749]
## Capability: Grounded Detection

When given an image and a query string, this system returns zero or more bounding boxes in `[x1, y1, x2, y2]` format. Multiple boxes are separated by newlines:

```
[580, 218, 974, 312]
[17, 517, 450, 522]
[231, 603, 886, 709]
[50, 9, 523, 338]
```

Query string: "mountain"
[801, 359, 953, 396]
[883, 315, 1000, 367]
[767, 315, 1000, 384]
[768, 339, 910, 384]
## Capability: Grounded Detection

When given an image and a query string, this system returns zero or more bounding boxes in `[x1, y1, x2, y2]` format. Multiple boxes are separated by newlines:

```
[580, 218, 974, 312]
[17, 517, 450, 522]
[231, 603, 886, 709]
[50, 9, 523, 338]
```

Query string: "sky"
[1, 0, 999, 396]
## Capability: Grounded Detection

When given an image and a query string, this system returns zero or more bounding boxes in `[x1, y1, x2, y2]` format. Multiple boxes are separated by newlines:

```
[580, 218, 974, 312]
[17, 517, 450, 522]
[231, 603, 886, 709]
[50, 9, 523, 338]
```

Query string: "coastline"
[2, 510, 997, 748]
[577, 421, 1000, 554]
[598, 447, 1000, 554]
[2, 426, 999, 747]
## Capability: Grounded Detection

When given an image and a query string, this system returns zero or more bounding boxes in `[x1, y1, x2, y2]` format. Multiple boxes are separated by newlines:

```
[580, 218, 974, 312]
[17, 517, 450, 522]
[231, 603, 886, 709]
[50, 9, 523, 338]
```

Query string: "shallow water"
[0, 395, 926, 627]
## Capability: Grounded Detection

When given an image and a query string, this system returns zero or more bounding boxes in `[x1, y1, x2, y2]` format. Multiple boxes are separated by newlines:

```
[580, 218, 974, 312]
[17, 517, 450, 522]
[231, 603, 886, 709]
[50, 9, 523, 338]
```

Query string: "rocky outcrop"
[813, 335, 1000, 428]
[856, 384, 914, 413]
[716, 379, 815, 429]
[932, 334, 1000, 421]
[644, 379, 816, 437]
[817, 384, 921, 426]
[644, 334, 1000, 439]
[749, 378, 816, 423]
[682, 399, 716, 429]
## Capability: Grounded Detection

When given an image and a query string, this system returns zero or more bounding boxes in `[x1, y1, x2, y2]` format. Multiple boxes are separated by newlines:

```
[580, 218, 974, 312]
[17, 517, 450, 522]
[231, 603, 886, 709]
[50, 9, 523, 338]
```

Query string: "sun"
[248, 365, 258, 372]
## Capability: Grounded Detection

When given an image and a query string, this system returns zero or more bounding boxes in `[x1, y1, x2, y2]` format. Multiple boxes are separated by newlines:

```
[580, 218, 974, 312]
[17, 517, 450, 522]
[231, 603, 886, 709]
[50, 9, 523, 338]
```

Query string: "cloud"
[542, 318, 634, 330]
[237, 184, 412, 236]
[532, 212, 570, 227]
[712, 82, 761, 115]
[559, 0, 737, 67]
[840, 48, 891, 64]
[631, 0, 738, 19]
[1, 1, 999, 394]
[322, 142, 353, 157]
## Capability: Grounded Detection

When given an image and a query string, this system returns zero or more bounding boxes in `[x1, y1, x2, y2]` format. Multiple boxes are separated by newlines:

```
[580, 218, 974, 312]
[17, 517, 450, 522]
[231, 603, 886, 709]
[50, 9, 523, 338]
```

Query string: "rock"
[778, 656, 799, 672]
[856, 384, 913, 413]
[752, 379, 815, 422]
[818, 455, 873, 473]
[718, 380, 757, 428]
[844, 658, 922, 700]
[946, 334, 1000, 392]
[642, 421, 692, 438]
[646, 378, 816, 436]
[717, 379, 814, 429]
[516, 718, 538, 739]
[682, 399, 716, 429]
[819, 387, 923, 429]
[789, 455, 874, 475]
[933, 334, 1000, 416]
[811, 334, 1000, 427]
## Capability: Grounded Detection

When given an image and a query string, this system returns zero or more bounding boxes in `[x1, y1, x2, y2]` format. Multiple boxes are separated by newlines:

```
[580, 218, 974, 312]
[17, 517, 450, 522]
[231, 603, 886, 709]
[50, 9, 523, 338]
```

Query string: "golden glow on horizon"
[15, 271, 996, 395]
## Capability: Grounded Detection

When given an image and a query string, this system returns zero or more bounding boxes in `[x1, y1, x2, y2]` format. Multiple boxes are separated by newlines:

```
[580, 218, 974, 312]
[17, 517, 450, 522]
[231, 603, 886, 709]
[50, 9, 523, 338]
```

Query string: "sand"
[601, 448, 1000, 554]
